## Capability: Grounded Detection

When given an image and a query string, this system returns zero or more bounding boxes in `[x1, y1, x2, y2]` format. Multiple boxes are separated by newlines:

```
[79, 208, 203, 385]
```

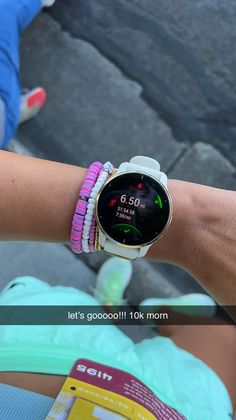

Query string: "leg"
[158, 320, 236, 411]
[0, 0, 42, 148]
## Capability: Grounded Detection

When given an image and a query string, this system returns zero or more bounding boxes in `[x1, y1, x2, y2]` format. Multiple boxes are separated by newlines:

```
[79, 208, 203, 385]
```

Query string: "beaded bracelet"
[88, 215, 97, 253]
[70, 162, 103, 253]
[82, 161, 114, 253]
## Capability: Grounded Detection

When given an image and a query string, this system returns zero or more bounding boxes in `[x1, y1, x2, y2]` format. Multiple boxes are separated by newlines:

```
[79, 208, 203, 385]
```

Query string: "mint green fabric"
[0, 277, 232, 420]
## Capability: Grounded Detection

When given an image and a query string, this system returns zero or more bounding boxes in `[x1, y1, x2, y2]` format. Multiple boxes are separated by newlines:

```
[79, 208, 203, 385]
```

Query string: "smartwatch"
[95, 156, 172, 259]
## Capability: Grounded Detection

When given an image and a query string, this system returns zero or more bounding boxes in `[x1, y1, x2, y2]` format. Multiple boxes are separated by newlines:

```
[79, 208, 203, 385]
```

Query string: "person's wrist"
[146, 180, 203, 270]
[147, 180, 236, 306]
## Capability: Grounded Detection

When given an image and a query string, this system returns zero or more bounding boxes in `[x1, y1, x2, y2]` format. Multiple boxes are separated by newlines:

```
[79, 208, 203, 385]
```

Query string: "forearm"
[0, 151, 86, 242]
[148, 181, 236, 305]
[1, 151, 236, 306]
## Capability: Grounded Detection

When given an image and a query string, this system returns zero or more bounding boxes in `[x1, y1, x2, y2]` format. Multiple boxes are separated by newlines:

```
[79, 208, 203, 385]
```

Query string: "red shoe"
[19, 87, 47, 124]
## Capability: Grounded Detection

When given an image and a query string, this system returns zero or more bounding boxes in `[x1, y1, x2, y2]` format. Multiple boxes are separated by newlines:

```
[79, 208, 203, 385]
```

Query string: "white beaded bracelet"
[82, 161, 114, 253]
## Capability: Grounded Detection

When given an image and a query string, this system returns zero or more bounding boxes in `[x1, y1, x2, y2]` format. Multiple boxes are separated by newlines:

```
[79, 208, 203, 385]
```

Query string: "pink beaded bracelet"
[70, 162, 103, 253]
[81, 162, 114, 253]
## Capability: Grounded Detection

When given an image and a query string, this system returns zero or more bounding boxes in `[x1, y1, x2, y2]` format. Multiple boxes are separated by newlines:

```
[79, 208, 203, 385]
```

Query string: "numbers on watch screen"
[120, 194, 140, 207]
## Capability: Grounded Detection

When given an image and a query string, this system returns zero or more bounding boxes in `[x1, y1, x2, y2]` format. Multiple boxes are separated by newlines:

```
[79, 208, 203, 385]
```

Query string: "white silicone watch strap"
[101, 156, 166, 259]
[118, 156, 167, 186]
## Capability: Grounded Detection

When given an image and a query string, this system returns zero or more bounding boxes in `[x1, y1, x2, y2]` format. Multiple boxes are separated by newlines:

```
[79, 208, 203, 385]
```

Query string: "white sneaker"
[94, 257, 133, 306]
[139, 293, 216, 317]
[42, 0, 56, 7]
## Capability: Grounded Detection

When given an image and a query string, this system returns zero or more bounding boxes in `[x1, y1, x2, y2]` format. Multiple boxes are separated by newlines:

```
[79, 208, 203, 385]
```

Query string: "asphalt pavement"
[2, 1, 236, 321]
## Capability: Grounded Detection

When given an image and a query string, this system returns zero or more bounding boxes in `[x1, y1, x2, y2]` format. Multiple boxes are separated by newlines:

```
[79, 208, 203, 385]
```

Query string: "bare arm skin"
[0, 150, 236, 406]
[0, 151, 86, 242]
[0, 151, 236, 307]
[148, 180, 236, 306]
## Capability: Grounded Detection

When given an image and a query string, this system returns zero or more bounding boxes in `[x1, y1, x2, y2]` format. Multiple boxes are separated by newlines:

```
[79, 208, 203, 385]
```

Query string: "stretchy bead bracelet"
[82, 161, 114, 253]
[70, 161, 114, 254]
[70, 162, 103, 253]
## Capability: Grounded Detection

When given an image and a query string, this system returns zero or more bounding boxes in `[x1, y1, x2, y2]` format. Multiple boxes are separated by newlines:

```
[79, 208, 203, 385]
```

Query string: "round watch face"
[96, 172, 171, 247]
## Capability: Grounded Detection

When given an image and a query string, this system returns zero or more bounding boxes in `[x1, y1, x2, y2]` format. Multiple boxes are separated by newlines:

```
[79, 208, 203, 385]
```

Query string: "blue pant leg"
[0, 0, 42, 148]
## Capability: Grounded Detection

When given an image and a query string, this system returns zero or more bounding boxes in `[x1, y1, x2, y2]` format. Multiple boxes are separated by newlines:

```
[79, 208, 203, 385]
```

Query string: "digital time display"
[96, 172, 171, 246]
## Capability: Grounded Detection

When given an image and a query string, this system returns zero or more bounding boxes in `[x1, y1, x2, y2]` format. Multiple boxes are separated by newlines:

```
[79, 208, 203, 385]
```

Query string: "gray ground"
[2, 0, 236, 338]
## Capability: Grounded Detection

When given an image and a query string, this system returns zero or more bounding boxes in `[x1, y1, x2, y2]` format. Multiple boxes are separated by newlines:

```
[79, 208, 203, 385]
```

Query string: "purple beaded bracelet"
[70, 162, 103, 253]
